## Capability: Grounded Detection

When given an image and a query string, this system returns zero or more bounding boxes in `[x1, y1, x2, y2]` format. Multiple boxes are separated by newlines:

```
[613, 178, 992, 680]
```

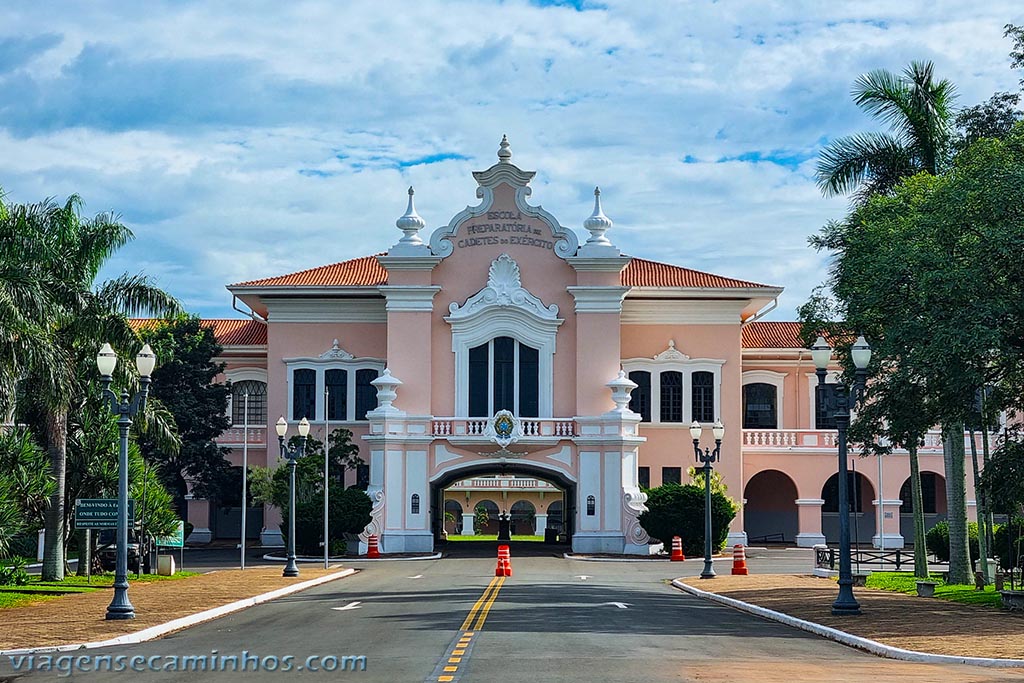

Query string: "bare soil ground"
[682, 574, 1024, 659]
[0, 565, 350, 651]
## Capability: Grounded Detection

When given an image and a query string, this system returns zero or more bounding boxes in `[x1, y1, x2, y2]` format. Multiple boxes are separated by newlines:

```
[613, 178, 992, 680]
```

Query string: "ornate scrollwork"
[622, 488, 651, 545]
[359, 488, 386, 542]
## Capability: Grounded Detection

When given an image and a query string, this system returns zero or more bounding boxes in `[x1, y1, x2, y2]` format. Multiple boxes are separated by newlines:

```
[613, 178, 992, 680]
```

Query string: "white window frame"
[284, 358, 385, 423]
[741, 370, 786, 430]
[806, 372, 839, 430]
[225, 368, 268, 427]
[621, 358, 726, 425]
[469, 337, 540, 417]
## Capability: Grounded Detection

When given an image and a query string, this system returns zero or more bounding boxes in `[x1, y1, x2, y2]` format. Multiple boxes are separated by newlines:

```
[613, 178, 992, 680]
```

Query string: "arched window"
[292, 369, 316, 421]
[691, 371, 714, 423]
[467, 336, 540, 417]
[586, 495, 596, 516]
[660, 371, 683, 423]
[743, 383, 777, 429]
[410, 494, 420, 515]
[232, 380, 267, 425]
[628, 371, 651, 422]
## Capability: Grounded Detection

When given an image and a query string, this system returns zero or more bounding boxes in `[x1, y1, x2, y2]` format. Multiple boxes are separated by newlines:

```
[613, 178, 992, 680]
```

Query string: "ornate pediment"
[447, 254, 559, 321]
[653, 340, 690, 362]
[319, 339, 354, 360]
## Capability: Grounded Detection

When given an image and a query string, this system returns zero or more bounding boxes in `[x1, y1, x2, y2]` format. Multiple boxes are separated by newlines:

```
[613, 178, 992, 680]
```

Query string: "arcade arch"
[743, 470, 798, 543]
[821, 472, 876, 545]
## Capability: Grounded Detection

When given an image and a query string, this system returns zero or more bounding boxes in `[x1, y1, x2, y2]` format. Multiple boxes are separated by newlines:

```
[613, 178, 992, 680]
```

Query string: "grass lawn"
[0, 571, 200, 610]
[866, 571, 1003, 608]
[445, 535, 545, 542]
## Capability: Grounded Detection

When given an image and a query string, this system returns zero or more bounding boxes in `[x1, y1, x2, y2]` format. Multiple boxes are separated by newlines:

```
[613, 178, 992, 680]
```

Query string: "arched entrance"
[430, 461, 577, 547]
[821, 472, 876, 545]
[899, 471, 947, 543]
[743, 470, 798, 544]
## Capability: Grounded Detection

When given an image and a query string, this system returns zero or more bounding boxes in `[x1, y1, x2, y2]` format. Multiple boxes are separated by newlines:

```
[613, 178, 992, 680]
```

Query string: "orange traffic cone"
[670, 536, 685, 562]
[366, 534, 381, 559]
[498, 544, 512, 577]
[731, 544, 749, 575]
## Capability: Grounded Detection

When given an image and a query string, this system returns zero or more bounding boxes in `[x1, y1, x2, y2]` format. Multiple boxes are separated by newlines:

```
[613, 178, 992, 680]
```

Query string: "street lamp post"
[96, 342, 157, 620]
[690, 419, 725, 579]
[812, 334, 871, 616]
[276, 416, 310, 578]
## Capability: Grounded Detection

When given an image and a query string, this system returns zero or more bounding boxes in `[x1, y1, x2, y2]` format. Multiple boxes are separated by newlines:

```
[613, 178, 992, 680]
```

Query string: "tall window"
[660, 371, 683, 423]
[662, 467, 682, 486]
[743, 383, 777, 429]
[638, 466, 650, 489]
[325, 369, 348, 421]
[232, 380, 267, 425]
[628, 371, 651, 422]
[816, 384, 838, 429]
[355, 369, 379, 421]
[467, 336, 540, 417]
[692, 371, 714, 423]
[292, 369, 316, 420]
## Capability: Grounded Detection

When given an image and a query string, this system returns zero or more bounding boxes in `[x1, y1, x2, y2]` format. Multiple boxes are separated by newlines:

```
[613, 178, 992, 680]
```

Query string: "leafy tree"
[474, 505, 490, 534]
[955, 92, 1022, 149]
[0, 427, 55, 558]
[816, 61, 957, 202]
[803, 125, 1024, 583]
[1, 195, 180, 580]
[136, 316, 232, 510]
[638, 483, 737, 558]
[979, 432, 1024, 519]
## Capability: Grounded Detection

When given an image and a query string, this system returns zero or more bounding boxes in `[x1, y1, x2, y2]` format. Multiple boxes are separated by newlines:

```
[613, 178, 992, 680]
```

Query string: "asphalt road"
[4, 549, 1022, 682]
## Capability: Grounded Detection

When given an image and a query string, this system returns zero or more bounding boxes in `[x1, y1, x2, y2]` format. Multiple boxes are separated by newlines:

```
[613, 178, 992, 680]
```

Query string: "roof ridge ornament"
[387, 186, 431, 256]
[497, 134, 512, 163]
[575, 186, 621, 257]
[319, 339, 354, 360]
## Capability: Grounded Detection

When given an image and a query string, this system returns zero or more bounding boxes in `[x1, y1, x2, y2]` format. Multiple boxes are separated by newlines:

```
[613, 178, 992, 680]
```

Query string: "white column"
[872, 499, 905, 549]
[462, 513, 476, 536]
[535, 514, 548, 536]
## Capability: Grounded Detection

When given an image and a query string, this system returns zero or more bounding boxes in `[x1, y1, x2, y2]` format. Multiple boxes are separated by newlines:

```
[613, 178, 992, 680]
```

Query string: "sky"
[1, 1, 1020, 321]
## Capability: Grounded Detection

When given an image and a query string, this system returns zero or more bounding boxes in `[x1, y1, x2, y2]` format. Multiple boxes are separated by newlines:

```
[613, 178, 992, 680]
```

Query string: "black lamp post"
[812, 334, 871, 616]
[276, 416, 310, 577]
[690, 419, 725, 579]
[96, 342, 156, 620]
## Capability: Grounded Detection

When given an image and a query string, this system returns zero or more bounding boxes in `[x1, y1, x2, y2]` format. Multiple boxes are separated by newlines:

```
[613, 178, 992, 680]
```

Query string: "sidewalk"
[0, 566, 350, 651]
[681, 574, 1024, 660]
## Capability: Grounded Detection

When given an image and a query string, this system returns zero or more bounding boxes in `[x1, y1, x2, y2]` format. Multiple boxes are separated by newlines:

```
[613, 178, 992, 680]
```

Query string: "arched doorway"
[898, 471, 947, 543]
[429, 461, 577, 546]
[743, 470, 798, 544]
[510, 500, 537, 536]
[821, 472, 876, 545]
[443, 500, 463, 534]
[475, 500, 499, 535]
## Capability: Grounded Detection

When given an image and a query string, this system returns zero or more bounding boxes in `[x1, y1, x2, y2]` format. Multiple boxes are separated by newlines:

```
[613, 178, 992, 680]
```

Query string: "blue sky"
[0, 1, 1020, 320]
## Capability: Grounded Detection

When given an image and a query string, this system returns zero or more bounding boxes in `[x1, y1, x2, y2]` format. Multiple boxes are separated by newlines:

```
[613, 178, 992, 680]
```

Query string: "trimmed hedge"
[638, 483, 736, 557]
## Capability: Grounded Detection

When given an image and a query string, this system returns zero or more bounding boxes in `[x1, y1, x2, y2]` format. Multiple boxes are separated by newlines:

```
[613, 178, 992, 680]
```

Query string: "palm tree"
[4, 196, 180, 580]
[816, 61, 957, 202]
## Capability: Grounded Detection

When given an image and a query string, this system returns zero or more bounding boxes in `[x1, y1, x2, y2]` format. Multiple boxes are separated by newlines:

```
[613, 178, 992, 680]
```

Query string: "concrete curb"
[342, 553, 442, 562]
[0, 568, 357, 656]
[258, 554, 350, 563]
[565, 553, 734, 563]
[672, 579, 1024, 668]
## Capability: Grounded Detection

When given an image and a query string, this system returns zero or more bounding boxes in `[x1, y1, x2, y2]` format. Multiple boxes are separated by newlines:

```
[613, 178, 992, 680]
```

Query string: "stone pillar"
[535, 514, 548, 536]
[795, 498, 826, 547]
[872, 498, 905, 549]
[462, 513, 476, 536]
[261, 504, 284, 547]
[185, 496, 213, 545]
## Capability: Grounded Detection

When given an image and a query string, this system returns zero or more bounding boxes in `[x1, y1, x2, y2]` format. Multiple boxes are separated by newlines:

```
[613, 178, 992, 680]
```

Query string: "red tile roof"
[130, 318, 267, 346]
[741, 322, 805, 349]
[230, 254, 775, 290]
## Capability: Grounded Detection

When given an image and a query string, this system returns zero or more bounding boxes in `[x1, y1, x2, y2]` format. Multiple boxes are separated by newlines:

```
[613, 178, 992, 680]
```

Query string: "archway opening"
[898, 471, 948, 544]
[743, 470, 798, 544]
[430, 462, 576, 551]
[821, 471, 876, 546]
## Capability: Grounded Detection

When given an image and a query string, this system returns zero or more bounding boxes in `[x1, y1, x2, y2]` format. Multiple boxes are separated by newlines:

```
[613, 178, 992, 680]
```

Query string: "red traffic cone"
[366, 534, 381, 559]
[731, 544, 749, 575]
[498, 544, 512, 577]
[670, 536, 685, 561]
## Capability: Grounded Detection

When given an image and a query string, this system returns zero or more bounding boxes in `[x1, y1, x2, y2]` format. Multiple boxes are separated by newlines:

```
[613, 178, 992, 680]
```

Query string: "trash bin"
[157, 554, 176, 576]
[544, 528, 557, 544]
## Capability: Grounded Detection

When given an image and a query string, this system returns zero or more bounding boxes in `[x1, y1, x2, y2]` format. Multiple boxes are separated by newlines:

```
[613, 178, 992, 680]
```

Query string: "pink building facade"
[192, 138, 983, 554]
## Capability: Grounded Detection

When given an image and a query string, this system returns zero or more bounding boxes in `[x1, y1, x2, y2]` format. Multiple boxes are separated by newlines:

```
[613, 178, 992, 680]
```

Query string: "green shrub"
[0, 557, 30, 586]
[638, 483, 737, 557]
[993, 519, 1024, 570]
[925, 521, 980, 563]
[281, 486, 372, 556]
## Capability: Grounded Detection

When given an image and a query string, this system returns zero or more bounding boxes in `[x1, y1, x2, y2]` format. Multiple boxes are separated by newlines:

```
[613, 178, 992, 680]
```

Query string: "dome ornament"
[396, 186, 426, 246]
[497, 134, 512, 163]
[583, 186, 613, 246]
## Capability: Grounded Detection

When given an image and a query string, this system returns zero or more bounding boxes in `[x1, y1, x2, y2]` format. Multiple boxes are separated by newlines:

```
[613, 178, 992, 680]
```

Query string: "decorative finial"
[583, 186, 613, 245]
[395, 185, 426, 246]
[497, 134, 512, 163]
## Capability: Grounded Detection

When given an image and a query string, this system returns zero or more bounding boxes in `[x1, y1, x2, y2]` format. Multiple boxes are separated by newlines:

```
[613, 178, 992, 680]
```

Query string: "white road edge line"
[671, 579, 1024, 669]
[0, 568, 357, 656]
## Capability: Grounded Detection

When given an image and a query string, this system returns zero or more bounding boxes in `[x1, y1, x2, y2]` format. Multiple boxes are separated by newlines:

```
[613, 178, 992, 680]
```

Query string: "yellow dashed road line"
[427, 579, 506, 682]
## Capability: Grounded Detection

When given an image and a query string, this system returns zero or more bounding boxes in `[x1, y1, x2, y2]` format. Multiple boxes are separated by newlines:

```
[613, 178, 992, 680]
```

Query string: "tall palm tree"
[816, 61, 957, 202]
[4, 196, 180, 580]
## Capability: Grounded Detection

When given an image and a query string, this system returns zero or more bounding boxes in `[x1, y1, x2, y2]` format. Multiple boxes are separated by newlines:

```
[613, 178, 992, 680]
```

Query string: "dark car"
[96, 529, 146, 573]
